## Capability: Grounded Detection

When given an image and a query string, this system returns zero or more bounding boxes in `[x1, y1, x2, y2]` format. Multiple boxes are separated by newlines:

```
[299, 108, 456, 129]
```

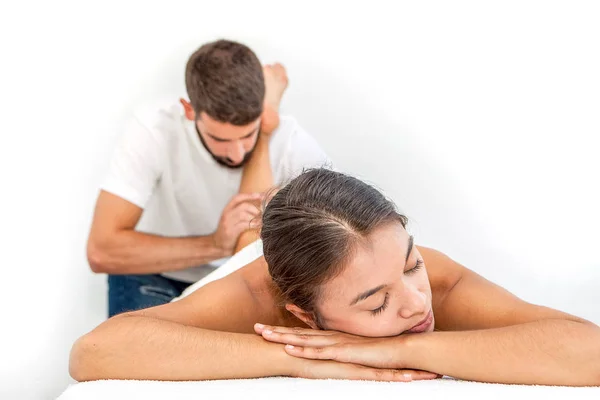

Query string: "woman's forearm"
[239, 136, 273, 195]
[234, 136, 273, 252]
[403, 320, 600, 386]
[69, 315, 293, 381]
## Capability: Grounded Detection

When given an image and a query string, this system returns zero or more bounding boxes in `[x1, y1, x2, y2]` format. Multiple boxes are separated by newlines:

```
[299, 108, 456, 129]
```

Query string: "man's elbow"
[87, 241, 115, 274]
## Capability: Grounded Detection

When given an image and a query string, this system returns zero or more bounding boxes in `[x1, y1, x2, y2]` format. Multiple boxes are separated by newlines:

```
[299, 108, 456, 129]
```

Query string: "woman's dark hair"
[261, 168, 408, 325]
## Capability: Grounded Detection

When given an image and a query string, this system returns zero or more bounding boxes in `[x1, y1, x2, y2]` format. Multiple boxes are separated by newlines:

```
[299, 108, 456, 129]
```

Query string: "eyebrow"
[405, 235, 414, 263]
[349, 235, 414, 306]
[207, 128, 258, 142]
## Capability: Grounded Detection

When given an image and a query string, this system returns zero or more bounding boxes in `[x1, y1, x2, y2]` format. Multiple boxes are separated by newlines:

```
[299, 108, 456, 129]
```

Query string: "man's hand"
[212, 193, 263, 256]
[260, 63, 288, 136]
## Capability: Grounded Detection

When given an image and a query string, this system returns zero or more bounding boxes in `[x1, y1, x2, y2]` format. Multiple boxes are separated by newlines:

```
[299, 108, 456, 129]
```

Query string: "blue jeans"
[108, 274, 191, 317]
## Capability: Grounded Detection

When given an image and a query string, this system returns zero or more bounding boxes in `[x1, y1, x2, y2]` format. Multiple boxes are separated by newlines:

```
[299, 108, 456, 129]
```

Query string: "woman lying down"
[70, 168, 600, 386]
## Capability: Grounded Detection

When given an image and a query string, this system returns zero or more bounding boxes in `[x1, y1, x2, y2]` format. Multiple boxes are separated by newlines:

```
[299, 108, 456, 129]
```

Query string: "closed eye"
[405, 259, 423, 275]
[370, 293, 389, 316]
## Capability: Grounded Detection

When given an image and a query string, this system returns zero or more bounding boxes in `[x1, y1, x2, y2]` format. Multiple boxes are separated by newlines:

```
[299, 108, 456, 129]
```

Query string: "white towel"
[173, 239, 264, 301]
[57, 376, 599, 400]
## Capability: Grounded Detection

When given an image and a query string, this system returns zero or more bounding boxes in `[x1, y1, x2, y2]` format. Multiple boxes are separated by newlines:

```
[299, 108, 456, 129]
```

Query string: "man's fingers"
[224, 203, 260, 226]
[230, 202, 261, 218]
[232, 210, 259, 226]
[224, 203, 261, 231]
[223, 193, 263, 213]
[230, 207, 260, 229]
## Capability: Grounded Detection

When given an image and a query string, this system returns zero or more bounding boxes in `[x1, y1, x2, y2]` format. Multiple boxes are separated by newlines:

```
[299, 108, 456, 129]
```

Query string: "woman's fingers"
[254, 323, 334, 336]
[302, 361, 413, 382]
[261, 329, 339, 346]
[285, 345, 441, 378]
[401, 369, 440, 381]
[254, 323, 343, 347]
[284, 344, 338, 360]
[297, 360, 440, 382]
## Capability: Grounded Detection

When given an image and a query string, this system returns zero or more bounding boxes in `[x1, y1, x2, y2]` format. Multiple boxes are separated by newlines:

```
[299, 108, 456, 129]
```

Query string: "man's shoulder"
[270, 114, 332, 178]
[277, 114, 304, 133]
[272, 114, 318, 146]
[129, 97, 186, 135]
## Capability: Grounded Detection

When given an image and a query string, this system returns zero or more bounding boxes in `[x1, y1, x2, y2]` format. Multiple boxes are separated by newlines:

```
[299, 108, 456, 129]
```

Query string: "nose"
[396, 285, 427, 320]
[226, 141, 245, 164]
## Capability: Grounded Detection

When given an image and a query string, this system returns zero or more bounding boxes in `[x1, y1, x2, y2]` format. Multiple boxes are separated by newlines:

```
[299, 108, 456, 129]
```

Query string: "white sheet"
[57, 376, 599, 400]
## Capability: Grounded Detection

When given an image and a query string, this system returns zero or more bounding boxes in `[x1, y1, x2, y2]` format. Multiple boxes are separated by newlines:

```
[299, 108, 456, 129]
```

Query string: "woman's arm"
[403, 317, 600, 386]
[236, 113, 287, 253]
[69, 258, 422, 382]
[256, 247, 600, 386]
[238, 131, 274, 196]
[69, 270, 290, 381]
[234, 135, 272, 253]
[414, 246, 600, 385]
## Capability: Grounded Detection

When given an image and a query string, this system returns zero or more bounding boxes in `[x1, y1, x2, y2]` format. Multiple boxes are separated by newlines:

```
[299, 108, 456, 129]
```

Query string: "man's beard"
[195, 125, 256, 169]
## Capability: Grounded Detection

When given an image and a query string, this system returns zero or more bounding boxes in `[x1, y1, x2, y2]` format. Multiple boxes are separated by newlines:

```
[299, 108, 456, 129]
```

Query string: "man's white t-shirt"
[101, 100, 331, 283]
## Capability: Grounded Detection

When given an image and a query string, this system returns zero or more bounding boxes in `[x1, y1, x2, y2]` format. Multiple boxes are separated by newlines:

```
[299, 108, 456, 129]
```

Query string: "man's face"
[195, 112, 261, 168]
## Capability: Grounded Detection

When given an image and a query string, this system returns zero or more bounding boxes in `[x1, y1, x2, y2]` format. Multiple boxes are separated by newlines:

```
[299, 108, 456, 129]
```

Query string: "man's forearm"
[403, 320, 600, 386]
[88, 230, 227, 274]
[70, 315, 294, 381]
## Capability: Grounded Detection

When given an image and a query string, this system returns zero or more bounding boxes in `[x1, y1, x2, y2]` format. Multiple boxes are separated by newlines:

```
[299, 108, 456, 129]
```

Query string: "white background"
[1, 1, 599, 399]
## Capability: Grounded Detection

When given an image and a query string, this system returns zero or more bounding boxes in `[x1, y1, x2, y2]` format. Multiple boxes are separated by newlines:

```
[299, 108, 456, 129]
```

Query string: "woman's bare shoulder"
[130, 257, 281, 333]
[416, 245, 464, 300]
[238, 257, 297, 327]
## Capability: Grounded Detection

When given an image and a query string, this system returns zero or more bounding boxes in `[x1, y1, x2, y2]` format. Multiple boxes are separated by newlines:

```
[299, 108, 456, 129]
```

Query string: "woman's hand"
[255, 323, 441, 380]
[291, 358, 438, 382]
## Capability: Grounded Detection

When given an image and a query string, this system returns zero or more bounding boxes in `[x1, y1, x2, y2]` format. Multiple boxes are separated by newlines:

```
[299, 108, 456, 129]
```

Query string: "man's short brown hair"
[185, 39, 265, 125]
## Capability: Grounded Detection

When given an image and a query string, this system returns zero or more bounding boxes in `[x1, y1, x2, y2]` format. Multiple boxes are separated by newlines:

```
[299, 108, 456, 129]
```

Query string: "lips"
[406, 310, 433, 333]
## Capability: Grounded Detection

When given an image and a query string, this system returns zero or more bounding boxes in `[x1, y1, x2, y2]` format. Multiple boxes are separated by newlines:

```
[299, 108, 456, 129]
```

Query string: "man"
[87, 39, 331, 317]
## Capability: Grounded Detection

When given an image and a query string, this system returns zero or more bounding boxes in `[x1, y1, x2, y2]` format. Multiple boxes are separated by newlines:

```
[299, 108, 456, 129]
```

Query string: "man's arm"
[89, 109, 260, 274]
[402, 247, 600, 386]
[87, 190, 259, 274]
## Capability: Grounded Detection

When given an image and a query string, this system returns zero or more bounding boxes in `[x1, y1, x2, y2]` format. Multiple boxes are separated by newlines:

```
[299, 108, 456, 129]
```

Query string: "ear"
[285, 304, 319, 330]
[179, 98, 196, 121]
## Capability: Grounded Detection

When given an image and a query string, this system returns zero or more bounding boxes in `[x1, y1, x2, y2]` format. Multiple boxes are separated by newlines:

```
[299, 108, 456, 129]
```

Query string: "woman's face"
[315, 223, 434, 337]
